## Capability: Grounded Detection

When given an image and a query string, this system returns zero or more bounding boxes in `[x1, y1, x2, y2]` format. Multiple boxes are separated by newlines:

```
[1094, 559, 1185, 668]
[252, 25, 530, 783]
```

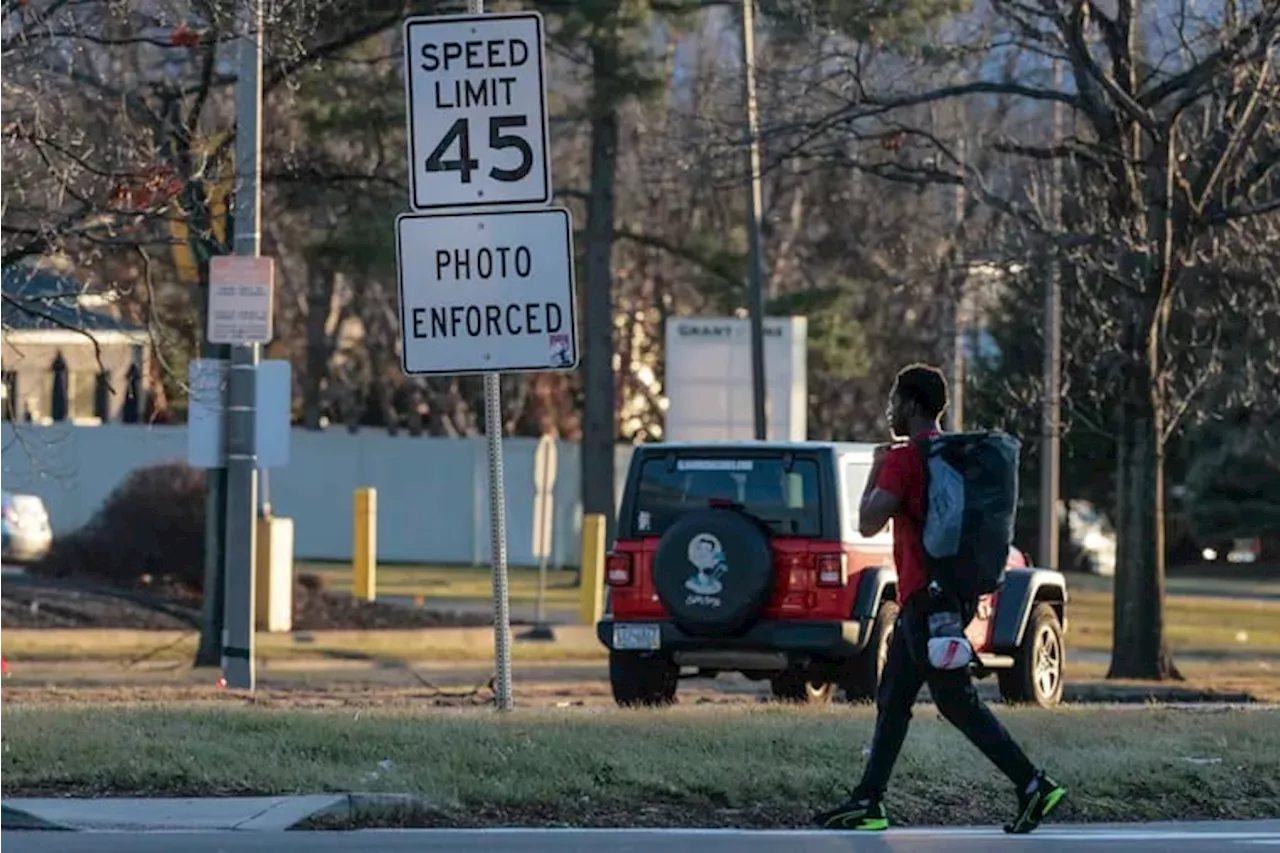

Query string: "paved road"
[6, 824, 1280, 853]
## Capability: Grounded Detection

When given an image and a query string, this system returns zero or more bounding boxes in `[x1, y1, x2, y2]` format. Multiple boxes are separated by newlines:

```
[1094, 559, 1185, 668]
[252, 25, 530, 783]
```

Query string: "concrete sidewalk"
[0, 795, 407, 831]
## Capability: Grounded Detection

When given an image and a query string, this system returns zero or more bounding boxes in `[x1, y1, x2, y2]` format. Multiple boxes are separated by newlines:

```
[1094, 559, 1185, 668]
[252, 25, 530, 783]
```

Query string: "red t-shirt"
[875, 432, 938, 604]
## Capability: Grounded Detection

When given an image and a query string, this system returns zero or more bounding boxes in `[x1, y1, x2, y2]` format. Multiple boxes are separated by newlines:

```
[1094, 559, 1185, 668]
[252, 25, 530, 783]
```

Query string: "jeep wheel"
[609, 652, 678, 707]
[999, 603, 1064, 707]
[769, 672, 836, 704]
[840, 600, 898, 702]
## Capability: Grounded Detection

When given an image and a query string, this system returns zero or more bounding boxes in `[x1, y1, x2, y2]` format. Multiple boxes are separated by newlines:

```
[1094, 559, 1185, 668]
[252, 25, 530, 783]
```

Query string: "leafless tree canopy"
[3, 0, 1278, 679]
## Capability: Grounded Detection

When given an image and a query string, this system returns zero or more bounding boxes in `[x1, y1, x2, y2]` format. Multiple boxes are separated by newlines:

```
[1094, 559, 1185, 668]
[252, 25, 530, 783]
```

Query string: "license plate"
[613, 623, 661, 651]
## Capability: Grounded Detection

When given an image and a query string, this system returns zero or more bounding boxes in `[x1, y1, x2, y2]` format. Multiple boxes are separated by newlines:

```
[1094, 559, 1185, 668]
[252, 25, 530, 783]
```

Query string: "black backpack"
[913, 431, 1022, 609]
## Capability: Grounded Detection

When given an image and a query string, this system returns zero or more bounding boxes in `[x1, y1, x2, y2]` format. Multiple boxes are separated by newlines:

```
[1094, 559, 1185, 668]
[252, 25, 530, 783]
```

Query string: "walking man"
[814, 363, 1066, 833]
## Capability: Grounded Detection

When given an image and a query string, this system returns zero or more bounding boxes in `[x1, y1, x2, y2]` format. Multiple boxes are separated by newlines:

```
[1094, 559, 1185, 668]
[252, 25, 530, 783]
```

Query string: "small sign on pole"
[525, 432, 558, 641]
[208, 256, 274, 345]
[186, 358, 292, 469]
[531, 433, 557, 560]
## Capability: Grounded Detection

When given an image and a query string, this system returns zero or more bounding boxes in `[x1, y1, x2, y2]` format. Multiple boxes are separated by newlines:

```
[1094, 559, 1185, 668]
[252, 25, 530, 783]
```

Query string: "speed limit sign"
[402, 12, 552, 211]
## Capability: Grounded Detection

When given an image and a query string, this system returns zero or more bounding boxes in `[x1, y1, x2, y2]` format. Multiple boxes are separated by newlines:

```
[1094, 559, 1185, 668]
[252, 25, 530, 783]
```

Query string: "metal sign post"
[398, 1, 575, 711]
[481, 372, 513, 708]
[217, 0, 267, 691]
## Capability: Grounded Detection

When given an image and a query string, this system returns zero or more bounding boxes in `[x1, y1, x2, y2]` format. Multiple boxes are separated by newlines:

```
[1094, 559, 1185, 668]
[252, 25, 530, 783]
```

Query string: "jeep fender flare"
[992, 567, 1068, 651]
[852, 566, 898, 649]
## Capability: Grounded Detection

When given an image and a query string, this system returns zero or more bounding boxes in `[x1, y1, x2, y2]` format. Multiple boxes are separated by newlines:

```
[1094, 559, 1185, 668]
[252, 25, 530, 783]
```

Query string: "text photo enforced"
[396, 208, 577, 376]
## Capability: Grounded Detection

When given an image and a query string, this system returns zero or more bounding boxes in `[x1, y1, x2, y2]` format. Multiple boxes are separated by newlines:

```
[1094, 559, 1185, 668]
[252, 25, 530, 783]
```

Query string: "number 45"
[425, 116, 533, 184]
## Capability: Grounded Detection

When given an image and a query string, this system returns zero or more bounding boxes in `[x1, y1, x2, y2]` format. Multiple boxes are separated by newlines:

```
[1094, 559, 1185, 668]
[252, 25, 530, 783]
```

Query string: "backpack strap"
[910, 435, 933, 528]
[911, 432, 952, 591]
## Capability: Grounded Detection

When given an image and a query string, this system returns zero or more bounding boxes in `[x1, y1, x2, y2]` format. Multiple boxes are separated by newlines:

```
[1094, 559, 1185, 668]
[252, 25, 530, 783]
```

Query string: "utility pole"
[195, 310, 228, 667]
[739, 0, 768, 440]
[222, 0, 264, 690]
[1038, 59, 1064, 571]
[950, 138, 966, 432]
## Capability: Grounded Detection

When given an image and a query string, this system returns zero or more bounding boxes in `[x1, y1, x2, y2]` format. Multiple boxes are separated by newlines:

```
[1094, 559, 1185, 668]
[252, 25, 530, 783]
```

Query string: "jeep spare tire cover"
[652, 508, 775, 637]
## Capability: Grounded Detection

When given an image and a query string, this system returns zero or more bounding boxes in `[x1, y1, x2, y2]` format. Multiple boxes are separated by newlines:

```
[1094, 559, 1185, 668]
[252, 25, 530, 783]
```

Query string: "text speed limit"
[403, 12, 551, 210]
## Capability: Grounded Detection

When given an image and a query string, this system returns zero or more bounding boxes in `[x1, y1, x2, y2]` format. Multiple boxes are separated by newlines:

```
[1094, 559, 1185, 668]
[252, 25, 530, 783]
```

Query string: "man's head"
[887, 363, 948, 438]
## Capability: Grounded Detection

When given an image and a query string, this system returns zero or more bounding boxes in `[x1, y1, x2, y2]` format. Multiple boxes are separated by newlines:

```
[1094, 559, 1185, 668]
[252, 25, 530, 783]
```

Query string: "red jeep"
[596, 442, 1068, 707]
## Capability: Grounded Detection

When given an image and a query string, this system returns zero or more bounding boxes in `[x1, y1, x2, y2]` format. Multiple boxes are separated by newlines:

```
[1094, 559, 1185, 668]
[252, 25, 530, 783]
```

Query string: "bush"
[34, 462, 207, 593]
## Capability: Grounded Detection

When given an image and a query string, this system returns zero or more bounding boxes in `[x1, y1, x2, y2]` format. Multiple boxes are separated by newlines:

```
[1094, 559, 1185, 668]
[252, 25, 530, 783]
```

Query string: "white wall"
[0, 423, 633, 567]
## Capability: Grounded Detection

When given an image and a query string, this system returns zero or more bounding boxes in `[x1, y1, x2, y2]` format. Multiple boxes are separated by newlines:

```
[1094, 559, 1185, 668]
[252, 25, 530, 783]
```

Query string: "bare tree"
[774, 0, 1279, 678]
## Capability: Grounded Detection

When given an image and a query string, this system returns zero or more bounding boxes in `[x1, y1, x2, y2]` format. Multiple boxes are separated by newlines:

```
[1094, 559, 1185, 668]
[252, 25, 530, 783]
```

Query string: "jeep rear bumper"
[597, 618, 865, 662]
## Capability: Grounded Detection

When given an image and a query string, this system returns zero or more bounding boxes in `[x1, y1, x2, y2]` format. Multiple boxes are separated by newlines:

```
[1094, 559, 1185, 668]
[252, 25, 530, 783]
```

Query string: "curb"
[237, 794, 351, 830]
[1, 804, 76, 831]
[1, 795, 349, 832]
[291, 793, 434, 829]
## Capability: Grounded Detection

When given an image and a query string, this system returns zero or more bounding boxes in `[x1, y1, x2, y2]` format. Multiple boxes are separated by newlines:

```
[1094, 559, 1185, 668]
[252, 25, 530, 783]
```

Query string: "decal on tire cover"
[685, 532, 728, 607]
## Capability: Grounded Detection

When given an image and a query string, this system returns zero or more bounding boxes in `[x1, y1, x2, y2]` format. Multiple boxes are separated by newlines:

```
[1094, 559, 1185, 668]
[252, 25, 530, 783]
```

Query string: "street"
[5, 824, 1280, 853]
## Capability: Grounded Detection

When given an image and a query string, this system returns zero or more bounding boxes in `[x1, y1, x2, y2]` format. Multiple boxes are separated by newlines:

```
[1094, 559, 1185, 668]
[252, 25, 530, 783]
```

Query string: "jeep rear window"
[632, 457, 822, 537]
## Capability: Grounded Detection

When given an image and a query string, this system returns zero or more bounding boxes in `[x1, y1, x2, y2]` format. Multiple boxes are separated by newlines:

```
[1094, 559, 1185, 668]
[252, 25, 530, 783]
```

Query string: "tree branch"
[1207, 194, 1280, 225]
[1140, 9, 1280, 109]
[843, 80, 1079, 120]
[612, 226, 740, 288]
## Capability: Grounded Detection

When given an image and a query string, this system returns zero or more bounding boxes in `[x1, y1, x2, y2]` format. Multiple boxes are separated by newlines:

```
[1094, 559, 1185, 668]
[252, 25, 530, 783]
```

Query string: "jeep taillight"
[606, 553, 633, 586]
[815, 553, 848, 587]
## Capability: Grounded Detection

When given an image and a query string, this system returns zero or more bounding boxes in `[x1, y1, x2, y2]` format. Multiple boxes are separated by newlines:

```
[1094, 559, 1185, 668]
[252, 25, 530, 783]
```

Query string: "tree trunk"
[1107, 325, 1180, 680]
[301, 267, 336, 430]
[580, 39, 621, 543]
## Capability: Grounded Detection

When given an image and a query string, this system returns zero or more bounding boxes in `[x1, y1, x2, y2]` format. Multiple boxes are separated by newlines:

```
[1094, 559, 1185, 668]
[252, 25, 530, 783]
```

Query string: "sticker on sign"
[403, 12, 551, 211]
[396, 208, 577, 376]
[208, 256, 274, 345]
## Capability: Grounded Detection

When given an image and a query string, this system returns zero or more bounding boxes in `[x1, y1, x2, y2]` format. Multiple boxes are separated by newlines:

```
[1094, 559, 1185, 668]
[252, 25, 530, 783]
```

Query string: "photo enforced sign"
[396, 208, 578, 376]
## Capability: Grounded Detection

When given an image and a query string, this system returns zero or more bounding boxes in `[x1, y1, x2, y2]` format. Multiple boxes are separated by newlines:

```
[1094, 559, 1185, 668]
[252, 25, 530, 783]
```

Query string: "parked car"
[1, 490, 53, 563]
[597, 441, 1069, 708]
[1065, 501, 1116, 576]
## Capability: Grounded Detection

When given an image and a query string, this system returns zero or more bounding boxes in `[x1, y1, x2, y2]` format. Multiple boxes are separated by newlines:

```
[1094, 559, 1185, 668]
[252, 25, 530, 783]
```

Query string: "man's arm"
[859, 446, 903, 537]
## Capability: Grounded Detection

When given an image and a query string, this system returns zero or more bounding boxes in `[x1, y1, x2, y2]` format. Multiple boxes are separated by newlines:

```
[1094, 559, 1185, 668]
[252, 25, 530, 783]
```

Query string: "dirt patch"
[300, 789, 1280, 830]
[0, 684, 502, 711]
[1, 575, 498, 631]
[291, 586, 494, 631]
[0, 678, 1264, 711]
[2, 585, 195, 630]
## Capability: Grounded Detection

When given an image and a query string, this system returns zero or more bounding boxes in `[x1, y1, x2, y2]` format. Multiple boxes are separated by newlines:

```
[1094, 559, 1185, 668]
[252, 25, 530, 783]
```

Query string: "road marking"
[361, 827, 1280, 843]
[996, 832, 1280, 843]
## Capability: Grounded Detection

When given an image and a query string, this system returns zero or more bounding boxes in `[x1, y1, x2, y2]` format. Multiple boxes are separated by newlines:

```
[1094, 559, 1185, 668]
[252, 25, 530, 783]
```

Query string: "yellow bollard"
[579, 513, 606, 626]
[353, 488, 377, 601]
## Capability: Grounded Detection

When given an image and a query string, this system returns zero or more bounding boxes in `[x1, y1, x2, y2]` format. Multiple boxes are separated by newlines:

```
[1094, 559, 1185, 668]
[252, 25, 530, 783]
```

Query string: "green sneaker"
[1005, 771, 1067, 834]
[813, 796, 889, 831]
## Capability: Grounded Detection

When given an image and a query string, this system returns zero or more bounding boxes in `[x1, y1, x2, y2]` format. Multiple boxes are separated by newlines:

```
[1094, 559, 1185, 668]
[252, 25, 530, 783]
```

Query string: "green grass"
[299, 561, 1280, 655]
[1067, 586, 1280, 654]
[298, 562, 581, 611]
[3, 705, 1278, 827]
[0, 628, 605, 664]
[5, 565, 1276, 667]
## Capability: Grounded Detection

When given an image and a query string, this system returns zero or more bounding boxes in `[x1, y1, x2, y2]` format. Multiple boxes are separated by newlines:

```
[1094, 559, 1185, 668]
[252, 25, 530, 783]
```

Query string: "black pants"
[856, 595, 1037, 799]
